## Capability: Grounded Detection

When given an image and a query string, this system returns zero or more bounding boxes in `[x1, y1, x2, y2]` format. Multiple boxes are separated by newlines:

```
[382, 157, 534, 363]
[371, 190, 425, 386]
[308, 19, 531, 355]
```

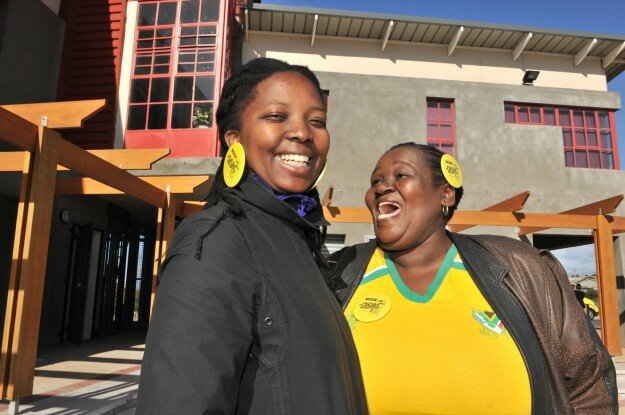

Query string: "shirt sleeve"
[136, 214, 261, 414]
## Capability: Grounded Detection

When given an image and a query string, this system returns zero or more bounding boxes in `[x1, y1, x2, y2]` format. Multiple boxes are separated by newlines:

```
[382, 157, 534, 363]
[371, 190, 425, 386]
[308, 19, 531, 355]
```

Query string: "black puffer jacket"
[137, 175, 368, 414]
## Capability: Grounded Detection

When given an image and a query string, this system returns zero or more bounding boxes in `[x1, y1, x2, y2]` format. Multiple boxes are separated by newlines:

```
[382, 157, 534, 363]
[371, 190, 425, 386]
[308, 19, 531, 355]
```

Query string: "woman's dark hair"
[198, 58, 329, 276]
[386, 142, 464, 222]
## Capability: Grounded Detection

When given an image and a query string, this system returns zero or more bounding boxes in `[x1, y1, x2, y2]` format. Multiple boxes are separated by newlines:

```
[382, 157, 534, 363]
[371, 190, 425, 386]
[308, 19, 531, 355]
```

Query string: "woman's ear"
[224, 129, 240, 148]
[441, 185, 456, 207]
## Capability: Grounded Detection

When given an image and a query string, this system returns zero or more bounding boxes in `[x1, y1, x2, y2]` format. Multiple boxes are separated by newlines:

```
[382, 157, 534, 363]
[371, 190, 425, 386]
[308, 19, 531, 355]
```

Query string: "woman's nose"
[285, 118, 311, 142]
[374, 179, 394, 195]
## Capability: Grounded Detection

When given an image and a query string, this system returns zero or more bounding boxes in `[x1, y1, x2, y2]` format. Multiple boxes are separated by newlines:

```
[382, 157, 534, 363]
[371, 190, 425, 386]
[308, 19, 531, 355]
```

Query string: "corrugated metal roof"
[246, 4, 625, 81]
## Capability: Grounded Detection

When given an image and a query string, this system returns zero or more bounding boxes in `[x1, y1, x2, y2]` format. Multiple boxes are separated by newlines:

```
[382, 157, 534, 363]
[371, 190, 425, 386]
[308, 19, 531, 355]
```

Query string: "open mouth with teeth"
[276, 153, 311, 168]
[377, 201, 402, 221]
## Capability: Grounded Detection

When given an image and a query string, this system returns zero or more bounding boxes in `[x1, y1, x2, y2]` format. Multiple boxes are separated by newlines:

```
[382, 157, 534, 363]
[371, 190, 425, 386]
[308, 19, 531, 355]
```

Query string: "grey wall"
[0, 0, 65, 105]
[313, 71, 624, 243]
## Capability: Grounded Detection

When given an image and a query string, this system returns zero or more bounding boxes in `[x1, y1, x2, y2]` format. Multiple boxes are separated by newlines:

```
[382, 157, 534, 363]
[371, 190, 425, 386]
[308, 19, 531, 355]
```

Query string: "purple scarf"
[253, 173, 318, 217]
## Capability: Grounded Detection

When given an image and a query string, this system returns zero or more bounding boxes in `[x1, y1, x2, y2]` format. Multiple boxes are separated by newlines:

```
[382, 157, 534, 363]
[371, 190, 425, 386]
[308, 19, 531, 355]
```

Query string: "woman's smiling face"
[225, 71, 329, 194]
[365, 146, 454, 251]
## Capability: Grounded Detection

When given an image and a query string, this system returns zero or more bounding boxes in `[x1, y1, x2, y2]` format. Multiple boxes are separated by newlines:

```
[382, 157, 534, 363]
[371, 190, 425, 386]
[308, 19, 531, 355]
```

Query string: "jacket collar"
[449, 232, 508, 284]
[223, 171, 330, 230]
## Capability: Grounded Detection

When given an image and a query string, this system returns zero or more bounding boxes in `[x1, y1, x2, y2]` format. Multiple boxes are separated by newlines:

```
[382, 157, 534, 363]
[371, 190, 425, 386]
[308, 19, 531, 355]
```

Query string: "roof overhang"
[246, 3, 625, 81]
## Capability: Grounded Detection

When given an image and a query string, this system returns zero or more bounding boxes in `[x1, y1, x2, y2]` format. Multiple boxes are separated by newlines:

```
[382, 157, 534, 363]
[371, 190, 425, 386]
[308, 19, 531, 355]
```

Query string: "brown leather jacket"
[329, 233, 617, 415]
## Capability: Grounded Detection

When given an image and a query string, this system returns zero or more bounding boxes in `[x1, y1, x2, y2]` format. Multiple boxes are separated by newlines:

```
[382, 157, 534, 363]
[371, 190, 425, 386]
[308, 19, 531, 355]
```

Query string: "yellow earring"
[308, 162, 327, 191]
[223, 142, 246, 187]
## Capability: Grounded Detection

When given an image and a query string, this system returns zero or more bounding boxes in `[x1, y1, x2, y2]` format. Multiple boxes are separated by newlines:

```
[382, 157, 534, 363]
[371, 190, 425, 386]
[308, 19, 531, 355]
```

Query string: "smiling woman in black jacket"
[136, 58, 368, 414]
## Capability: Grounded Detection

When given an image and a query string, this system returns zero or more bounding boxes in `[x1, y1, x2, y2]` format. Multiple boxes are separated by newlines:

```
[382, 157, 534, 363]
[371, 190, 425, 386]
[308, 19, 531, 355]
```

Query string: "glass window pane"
[427, 123, 438, 138]
[587, 130, 597, 147]
[426, 101, 438, 119]
[138, 3, 156, 26]
[573, 110, 583, 127]
[530, 107, 540, 123]
[179, 51, 196, 62]
[575, 150, 588, 168]
[585, 111, 596, 128]
[562, 129, 572, 147]
[148, 104, 168, 129]
[181, 27, 197, 36]
[181, 0, 199, 24]
[130, 79, 149, 103]
[154, 54, 170, 64]
[601, 131, 612, 149]
[174, 77, 194, 101]
[544, 107, 555, 125]
[200, 0, 221, 22]
[138, 29, 153, 39]
[157, 2, 177, 25]
[134, 66, 150, 75]
[198, 36, 216, 45]
[172, 103, 192, 128]
[598, 111, 610, 128]
[194, 75, 214, 101]
[136, 55, 152, 65]
[518, 107, 529, 123]
[180, 37, 196, 46]
[156, 28, 173, 37]
[440, 124, 452, 139]
[178, 63, 195, 73]
[559, 108, 571, 126]
[441, 144, 454, 155]
[564, 150, 574, 167]
[439, 102, 451, 120]
[589, 151, 601, 168]
[199, 26, 217, 35]
[137, 40, 153, 49]
[153, 65, 169, 74]
[155, 39, 172, 48]
[193, 103, 213, 127]
[575, 130, 585, 146]
[150, 78, 170, 102]
[504, 105, 515, 123]
[128, 105, 147, 130]
[602, 152, 614, 169]
[197, 63, 214, 72]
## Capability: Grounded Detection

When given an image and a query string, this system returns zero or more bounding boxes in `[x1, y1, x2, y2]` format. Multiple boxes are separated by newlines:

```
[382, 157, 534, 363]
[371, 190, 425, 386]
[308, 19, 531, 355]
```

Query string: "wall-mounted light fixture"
[59, 209, 72, 224]
[522, 70, 540, 85]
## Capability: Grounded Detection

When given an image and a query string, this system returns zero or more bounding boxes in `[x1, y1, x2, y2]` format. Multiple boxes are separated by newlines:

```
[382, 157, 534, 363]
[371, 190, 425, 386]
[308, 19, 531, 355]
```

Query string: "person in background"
[329, 142, 616, 415]
[136, 58, 368, 414]
[575, 283, 588, 310]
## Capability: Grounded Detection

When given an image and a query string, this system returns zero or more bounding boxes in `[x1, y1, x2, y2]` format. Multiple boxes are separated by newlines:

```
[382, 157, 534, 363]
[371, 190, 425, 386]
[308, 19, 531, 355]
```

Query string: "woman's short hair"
[386, 142, 464, 222]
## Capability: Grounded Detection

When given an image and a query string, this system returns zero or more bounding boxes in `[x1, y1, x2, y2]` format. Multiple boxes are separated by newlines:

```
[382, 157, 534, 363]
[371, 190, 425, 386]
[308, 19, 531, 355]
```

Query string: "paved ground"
[0, 323, 623, 414]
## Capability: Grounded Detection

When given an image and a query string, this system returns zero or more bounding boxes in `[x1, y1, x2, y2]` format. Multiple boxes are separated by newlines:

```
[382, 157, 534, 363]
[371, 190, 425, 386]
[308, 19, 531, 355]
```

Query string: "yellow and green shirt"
[345, 245, 531, 415]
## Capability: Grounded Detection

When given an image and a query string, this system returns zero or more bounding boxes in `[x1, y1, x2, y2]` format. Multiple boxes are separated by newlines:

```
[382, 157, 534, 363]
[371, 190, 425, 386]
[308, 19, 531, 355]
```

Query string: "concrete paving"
[0, 325, 623, 414]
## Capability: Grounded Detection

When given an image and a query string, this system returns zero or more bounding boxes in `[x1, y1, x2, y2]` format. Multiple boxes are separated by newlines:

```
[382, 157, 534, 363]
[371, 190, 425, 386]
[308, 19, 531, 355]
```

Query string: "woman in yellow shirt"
[330, 142, 616, 415]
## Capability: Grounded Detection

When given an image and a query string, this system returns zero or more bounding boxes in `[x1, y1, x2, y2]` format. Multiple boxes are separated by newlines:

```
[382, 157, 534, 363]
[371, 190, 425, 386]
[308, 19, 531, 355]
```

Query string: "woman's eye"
[370, 178, 382, 186]
[310, 118, 327, 127]
[265, 113, 286, 121]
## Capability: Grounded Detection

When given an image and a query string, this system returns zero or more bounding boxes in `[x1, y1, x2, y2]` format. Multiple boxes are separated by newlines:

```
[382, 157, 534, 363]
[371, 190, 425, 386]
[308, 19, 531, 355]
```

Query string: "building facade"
[2, 0, 625, 348]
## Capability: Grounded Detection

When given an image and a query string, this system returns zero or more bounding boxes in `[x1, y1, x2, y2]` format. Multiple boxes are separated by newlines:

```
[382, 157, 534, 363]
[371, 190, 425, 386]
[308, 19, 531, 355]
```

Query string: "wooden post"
[1, 126, 59, 399]
[149, 188, 176, 318]
[594, 214, 621, 355]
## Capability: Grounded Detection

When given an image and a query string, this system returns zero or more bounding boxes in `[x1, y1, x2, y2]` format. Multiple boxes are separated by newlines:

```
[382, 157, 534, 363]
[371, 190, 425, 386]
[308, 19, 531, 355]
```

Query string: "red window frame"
[426, 98, 456, 156]
[125, 0, 230, 158]
[505, 103, 620, 170]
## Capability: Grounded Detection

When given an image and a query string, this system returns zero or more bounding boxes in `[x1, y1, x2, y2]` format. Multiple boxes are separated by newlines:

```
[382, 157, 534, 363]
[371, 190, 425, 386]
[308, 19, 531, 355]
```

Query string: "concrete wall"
[244, 32, 608, 92]
[0, 0, 65, 104]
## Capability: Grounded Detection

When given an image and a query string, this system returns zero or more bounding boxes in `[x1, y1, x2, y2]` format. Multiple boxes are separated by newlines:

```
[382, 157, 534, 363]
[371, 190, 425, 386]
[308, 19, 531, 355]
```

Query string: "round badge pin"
[353, 294, 392, 323]
[440, 153, 463, 188]
[223, 142, 246, 188]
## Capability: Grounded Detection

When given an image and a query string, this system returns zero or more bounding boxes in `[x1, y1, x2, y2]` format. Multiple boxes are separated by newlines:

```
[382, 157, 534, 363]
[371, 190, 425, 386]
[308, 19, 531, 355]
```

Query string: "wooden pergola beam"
[56, 175, 210, 196]
[56, 140, 167, 208]
[449, 191, 530, 232]
[0, 107, 38, 152]
[519, 195, 624, 235]
[0, 149, 170, 173]
[1, 99, 106, 129]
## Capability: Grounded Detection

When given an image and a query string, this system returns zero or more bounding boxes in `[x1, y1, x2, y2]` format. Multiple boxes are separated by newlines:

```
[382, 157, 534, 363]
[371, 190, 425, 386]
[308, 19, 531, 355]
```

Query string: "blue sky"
[264, 0, 625, 276]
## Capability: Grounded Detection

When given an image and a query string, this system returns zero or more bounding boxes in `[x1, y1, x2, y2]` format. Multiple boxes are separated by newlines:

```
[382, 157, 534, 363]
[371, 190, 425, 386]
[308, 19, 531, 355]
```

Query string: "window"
[427, 98, 456, 156]
[505, 103, 619, 169]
